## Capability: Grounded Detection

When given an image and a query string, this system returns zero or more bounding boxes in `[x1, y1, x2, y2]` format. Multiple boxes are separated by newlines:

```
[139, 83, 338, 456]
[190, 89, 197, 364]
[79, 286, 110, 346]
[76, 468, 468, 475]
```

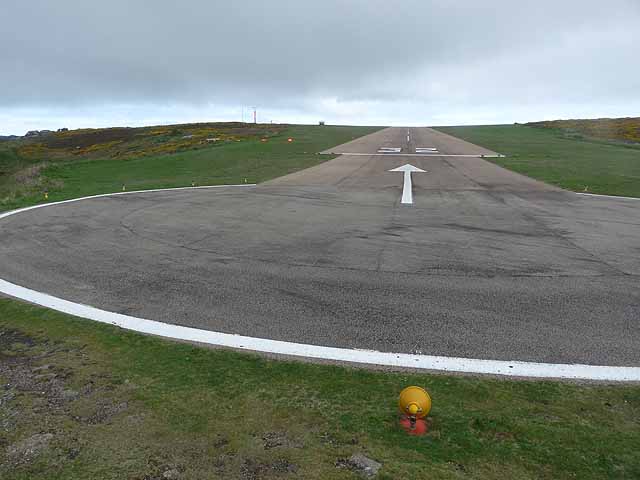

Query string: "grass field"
[435, 124, 640, 198]
[1, 300, 639, 480]
[0, 123, 380, 212]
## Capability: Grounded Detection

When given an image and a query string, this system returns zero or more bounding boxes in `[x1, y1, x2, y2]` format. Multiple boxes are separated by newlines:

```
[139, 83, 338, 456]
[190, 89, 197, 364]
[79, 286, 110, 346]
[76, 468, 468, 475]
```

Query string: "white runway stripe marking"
[377, 147, 402, 154]
[324, 153, 505, 158]
[0, 185, 638, 381]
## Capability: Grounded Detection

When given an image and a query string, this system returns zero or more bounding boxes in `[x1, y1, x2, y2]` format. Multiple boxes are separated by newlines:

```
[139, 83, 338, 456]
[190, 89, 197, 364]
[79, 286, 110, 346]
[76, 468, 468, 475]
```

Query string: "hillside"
[527, 117, 640, 145]
[0, 123, 380, 212]
[14, 122, 286, 161]
[0, 122, 282, 211]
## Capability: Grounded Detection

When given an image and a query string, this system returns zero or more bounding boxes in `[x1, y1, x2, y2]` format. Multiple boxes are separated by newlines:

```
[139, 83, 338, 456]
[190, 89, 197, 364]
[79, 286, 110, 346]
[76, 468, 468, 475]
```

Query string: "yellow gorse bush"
[528, 118, 640, 144]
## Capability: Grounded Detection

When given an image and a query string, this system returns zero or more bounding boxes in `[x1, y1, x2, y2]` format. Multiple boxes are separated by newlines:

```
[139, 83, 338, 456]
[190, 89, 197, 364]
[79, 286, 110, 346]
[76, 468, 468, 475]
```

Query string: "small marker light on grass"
[398, 386, 432, 436]
[122, 184, 126, 191]
[44, 191, 48, 200]
[287, 138, 293, 143]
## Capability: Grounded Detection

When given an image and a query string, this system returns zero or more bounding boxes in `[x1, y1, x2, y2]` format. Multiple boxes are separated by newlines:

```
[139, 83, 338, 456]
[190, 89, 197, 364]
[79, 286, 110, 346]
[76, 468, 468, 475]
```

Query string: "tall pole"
[253, 107, 257, 124]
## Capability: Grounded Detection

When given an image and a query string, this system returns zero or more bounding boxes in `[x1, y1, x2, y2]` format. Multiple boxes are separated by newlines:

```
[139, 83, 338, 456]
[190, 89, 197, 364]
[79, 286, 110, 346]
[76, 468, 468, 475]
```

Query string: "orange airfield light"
[398, 386, 432, 435]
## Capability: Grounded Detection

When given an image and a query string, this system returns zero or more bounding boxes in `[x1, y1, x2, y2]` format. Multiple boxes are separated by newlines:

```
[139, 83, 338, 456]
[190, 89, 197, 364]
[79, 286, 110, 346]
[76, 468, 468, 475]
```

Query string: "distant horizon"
[4, 113, 640, 138]
[0, 114, 640, 137]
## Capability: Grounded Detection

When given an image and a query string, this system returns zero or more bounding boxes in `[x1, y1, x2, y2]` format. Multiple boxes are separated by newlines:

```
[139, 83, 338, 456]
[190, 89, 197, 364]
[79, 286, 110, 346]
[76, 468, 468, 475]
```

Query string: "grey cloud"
[1, 0, 639, 131]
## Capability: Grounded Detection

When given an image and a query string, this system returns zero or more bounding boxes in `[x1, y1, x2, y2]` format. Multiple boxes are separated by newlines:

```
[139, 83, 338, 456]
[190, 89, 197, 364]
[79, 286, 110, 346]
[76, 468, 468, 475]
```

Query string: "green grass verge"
[0, 125, 380, 212]
[435, 125, 640, 197]
[1, 299, 639, 479]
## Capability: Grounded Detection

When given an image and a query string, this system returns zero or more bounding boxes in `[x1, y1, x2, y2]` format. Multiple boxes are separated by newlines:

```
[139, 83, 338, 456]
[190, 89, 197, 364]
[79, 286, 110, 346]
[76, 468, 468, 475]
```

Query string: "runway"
[1, 127, 638, 375]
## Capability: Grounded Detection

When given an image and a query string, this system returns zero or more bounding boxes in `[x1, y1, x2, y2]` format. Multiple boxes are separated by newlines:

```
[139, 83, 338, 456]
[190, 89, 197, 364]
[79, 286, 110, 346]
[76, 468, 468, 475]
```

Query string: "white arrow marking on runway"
[389, 164, 426, 205]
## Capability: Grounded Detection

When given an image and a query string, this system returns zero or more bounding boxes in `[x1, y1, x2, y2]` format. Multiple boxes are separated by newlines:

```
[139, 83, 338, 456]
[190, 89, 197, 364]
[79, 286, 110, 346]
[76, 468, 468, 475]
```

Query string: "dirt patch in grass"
[0, 323, 310, 479]
[44, 128, 139, 149]
[13, 163, 47, 187]
[0, 329, 35, 350]
[0, 328, 140, 476]
[240, 458, 298, 479]
[261, 431, 304, 450]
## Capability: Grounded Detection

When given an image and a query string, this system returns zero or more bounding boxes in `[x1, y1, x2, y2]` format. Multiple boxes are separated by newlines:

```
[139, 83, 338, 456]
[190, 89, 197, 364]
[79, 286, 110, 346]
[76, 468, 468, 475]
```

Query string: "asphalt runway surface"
[1, 127, 638, 367]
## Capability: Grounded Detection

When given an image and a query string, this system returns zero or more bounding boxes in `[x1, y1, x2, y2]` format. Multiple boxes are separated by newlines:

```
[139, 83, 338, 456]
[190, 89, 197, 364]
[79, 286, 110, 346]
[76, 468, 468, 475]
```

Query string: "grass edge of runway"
[435, 124, 640, 198]
[1, 299, 639, 479]
[0, 124, 382, 213]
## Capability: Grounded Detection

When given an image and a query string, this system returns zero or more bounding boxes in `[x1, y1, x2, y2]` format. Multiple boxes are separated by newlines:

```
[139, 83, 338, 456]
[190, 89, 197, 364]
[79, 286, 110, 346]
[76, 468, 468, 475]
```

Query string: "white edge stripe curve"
[576, 192, 640, 201]
[1, 185, 639, 382]
[0, 184, 256, 221]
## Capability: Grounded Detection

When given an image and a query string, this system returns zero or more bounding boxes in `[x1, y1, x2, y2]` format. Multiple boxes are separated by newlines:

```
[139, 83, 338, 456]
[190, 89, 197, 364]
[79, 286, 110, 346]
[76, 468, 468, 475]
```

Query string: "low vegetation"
[527, 117, 640, 145]
[435, 123, 640, 197]
[16, 123, 286, 161]
[0, 123, 380, 212]
[1, 300, 639, 479]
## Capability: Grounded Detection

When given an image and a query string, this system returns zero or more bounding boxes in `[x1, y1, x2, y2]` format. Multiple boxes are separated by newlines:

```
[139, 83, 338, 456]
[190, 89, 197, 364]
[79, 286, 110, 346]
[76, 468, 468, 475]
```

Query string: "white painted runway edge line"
[1, 186, 639, 381]
[1, 278, 638, 381]
[576, 192, 640, 201]
[0, 184, 257, 222]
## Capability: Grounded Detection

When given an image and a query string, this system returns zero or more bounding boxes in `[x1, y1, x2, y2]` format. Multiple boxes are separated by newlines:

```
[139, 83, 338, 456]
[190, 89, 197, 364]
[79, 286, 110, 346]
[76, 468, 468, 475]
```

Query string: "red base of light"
[399, 415, 428, 436]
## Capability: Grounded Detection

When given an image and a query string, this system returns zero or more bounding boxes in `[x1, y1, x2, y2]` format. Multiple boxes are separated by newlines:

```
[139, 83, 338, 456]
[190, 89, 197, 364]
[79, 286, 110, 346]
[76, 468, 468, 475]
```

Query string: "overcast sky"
[2, 0, 639, 135]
